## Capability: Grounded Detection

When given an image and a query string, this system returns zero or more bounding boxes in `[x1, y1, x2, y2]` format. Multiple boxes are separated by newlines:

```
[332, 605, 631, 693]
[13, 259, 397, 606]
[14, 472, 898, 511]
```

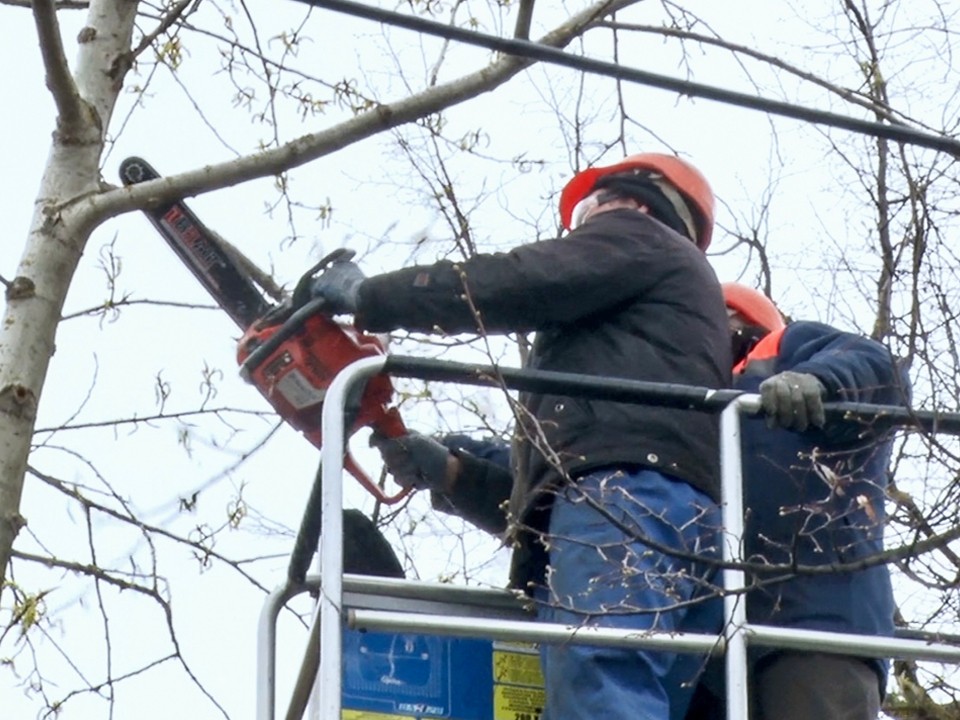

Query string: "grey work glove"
[370, 431, 453, 492]
[310, 258, 365, 314]
[758, 371, 827, 431]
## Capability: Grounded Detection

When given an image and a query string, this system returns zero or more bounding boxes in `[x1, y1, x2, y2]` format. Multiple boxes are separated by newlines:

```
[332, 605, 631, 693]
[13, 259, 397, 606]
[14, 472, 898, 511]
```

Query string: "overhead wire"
[292, 0, 960, 157]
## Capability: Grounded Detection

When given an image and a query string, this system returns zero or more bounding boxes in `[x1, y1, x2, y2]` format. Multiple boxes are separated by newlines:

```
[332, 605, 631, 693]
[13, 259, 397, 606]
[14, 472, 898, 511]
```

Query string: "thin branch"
[31, 0, 85, 131]
[60, 297, 223, 321]
[84, 503, 117, 715]
[14, 547, 230, 719]
[1, 0, 87, 8]
[11, 549, 169, 599]
[49, 654, 177, 710]
[33, 406, 273, 434]
[27, 469, 274, 593]
[602, 21, 909, 128]
[128, 0, 195, 61]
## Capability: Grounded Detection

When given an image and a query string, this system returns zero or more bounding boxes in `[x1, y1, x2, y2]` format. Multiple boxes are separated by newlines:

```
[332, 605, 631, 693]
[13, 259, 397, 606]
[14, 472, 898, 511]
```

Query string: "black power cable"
[291, 0, 960, 157]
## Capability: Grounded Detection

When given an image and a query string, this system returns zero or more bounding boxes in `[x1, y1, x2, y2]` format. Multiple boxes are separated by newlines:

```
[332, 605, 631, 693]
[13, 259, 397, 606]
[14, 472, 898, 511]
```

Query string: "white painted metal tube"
[720, 394, 759, 720]
[747, 624, 960, 663]
[314, 355, 388, 719]
[348, 608, 725, 654]
[257, 580, 318, 720]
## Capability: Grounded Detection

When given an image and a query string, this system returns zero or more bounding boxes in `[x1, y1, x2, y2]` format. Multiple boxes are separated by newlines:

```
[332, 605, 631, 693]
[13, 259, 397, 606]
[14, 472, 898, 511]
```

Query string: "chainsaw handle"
[344, 406, 411, 505]
[344, 451, 412, 505]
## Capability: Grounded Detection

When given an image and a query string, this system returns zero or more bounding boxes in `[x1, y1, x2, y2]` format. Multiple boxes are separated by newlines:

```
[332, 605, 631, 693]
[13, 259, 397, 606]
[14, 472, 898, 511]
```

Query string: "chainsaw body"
[237, 311, 409, 504]
[237, 311, 404, 445]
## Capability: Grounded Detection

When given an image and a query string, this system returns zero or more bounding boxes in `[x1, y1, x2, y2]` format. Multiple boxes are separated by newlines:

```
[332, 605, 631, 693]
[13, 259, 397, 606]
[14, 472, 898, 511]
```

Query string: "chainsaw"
[119, 157, 410, 505]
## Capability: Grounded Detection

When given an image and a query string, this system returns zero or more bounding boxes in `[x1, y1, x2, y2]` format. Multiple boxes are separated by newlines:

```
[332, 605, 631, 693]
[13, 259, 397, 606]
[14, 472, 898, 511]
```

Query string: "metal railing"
[257, 355, 960, 720]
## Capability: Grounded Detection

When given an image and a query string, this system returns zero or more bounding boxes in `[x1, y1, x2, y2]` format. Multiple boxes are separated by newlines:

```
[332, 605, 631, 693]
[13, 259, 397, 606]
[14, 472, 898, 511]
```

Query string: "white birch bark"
[0, 0, 137, 588]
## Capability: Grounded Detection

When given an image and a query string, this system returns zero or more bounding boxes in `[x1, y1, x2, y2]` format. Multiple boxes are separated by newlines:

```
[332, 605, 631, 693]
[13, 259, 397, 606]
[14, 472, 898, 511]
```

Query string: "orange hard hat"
[558, 153, 715, 250]
[722, 283, 785, 332]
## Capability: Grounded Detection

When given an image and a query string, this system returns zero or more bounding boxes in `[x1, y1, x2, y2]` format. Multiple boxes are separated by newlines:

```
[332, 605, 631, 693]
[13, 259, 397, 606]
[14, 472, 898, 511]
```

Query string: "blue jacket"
[736, 321, 910, 687]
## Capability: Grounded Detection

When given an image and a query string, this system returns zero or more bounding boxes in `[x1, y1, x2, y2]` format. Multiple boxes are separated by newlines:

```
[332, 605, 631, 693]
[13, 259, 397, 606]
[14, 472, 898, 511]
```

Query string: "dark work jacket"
[736, 321, 910, 689]
[356, 209, 732, 591]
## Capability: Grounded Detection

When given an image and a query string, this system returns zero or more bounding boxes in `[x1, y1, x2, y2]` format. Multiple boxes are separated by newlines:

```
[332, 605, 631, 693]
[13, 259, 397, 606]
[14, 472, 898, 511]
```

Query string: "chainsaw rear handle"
[342, 406, 411, 505]
[345, 454, 412, 505]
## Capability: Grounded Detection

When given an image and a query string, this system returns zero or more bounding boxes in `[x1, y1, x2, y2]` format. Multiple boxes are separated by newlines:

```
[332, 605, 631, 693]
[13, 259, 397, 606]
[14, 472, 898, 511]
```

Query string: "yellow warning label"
[342, 710, 414, 720]
[493, 683, 545, 720]
[493, 649, 544, 688]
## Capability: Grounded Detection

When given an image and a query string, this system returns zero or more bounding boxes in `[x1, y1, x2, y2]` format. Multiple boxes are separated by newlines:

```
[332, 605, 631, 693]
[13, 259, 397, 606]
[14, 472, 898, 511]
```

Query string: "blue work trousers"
[536, 467, 722, 720]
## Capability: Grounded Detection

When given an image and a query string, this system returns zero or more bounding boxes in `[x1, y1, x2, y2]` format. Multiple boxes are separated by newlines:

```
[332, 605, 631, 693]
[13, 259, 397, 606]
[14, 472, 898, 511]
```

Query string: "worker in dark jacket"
[312, 153, 732, 720]
[708, 283, 909, 720]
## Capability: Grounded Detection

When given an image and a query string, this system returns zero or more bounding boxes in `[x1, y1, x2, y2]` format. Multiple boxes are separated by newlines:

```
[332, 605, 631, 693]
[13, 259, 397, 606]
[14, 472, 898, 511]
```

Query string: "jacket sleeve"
[429, 435, 512, 535]
[779, 321, 912, 436]
[355, 212, 693, 334]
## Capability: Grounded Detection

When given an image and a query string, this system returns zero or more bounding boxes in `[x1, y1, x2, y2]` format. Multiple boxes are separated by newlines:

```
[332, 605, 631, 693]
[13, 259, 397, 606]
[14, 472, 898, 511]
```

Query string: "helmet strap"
[650, 177, 698, 243]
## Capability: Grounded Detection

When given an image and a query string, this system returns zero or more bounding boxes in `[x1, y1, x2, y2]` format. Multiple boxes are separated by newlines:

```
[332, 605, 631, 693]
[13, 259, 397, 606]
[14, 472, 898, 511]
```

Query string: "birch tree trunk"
[0, 0, 138, 591]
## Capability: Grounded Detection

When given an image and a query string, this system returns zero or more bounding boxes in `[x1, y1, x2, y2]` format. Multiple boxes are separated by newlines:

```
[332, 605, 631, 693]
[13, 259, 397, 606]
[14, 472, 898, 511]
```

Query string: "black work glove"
[370, 432, 453, 492]
[310, 258, 365, 314]
[758, 371, 827, 431]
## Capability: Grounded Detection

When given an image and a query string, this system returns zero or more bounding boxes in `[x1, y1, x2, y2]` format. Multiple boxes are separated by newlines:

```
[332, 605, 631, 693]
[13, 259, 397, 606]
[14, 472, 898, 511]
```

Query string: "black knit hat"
[592, 172, 696, 242]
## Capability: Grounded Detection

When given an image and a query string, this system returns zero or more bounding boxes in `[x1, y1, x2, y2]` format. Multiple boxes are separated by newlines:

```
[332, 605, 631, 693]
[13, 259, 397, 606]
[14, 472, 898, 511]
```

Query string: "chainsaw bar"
[119, 157, 272, 329]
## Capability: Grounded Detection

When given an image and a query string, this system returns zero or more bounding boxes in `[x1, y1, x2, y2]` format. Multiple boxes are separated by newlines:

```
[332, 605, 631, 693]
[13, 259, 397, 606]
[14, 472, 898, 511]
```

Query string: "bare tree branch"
[514, 0, 534, 39]
[76, 0, 638, 226]
[31, 0, 86, 132]
[2, 0, 87, 9]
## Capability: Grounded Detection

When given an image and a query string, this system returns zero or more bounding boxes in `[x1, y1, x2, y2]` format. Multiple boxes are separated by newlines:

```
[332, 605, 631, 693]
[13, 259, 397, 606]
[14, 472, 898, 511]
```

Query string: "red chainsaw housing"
[236, 313, 409, 503]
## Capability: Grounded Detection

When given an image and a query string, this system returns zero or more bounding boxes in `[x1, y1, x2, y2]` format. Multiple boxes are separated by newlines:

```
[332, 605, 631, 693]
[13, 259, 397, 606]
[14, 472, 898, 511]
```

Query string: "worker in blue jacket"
[706, 283, 910, 720]
[374, 283, 909, 720]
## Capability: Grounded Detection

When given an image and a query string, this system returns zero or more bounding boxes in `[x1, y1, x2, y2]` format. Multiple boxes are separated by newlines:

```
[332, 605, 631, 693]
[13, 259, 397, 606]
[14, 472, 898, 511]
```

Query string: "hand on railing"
[758, 371, 826, 431]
